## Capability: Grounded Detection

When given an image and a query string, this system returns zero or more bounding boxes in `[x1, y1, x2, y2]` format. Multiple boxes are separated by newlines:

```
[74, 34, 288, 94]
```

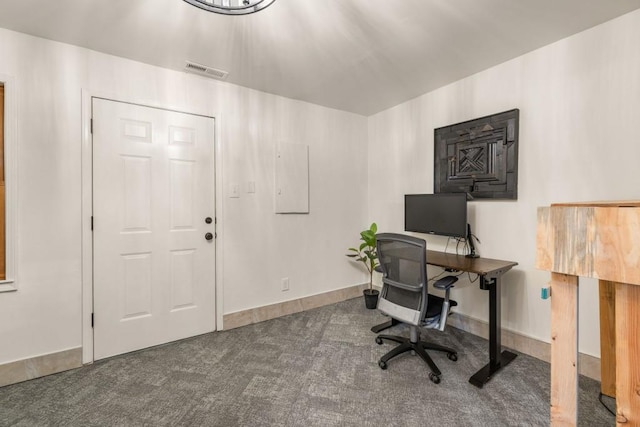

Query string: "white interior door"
[92, 98, 215, 360]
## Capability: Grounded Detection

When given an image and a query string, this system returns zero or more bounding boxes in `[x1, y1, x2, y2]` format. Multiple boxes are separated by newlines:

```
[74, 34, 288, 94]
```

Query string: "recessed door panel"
[122, 120, 152, 142]
[122, 252, 152, 319]
[170, 160, 195, 230]
[169, 126, 196, 146]
[122, 156, 151, 232]
[170, 249, 196, 311]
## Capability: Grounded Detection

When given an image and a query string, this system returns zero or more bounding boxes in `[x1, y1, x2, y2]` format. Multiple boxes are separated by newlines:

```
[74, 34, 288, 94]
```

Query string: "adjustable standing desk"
[372, 250, 518, 387]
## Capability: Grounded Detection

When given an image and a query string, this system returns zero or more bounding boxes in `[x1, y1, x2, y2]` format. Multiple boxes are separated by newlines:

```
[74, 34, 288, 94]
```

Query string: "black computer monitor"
[404, 193, 467, 238]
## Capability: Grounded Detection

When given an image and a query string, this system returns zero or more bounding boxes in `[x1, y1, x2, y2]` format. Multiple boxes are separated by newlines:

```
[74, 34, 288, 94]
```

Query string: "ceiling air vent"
[184, 61, 229, 80]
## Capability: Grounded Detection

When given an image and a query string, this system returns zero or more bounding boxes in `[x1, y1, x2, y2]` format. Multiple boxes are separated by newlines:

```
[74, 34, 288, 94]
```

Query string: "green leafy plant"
[346, 222, 379, 292]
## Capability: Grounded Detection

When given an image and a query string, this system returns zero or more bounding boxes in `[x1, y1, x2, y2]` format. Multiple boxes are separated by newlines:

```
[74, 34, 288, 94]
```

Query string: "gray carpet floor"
[0, 297, 615, 426]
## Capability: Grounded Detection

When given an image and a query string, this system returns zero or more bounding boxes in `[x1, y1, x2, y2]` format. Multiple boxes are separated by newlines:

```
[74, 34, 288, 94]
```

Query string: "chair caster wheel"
[378, 360, 387, 370]
[429, 373, 441, 384]
[375, 337, 383, 345]
[447, 352, 458, 362]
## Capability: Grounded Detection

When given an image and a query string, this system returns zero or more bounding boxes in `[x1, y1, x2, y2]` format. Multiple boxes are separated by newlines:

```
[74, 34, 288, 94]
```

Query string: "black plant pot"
[363, 289, 379, 309]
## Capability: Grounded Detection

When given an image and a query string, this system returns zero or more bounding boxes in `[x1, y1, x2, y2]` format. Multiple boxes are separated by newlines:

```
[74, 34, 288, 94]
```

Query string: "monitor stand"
[466, 223, 479, 258]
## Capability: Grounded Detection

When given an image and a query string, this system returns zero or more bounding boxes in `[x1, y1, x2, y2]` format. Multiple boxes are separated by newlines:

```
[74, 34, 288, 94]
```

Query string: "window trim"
[0, 74, 17, 292]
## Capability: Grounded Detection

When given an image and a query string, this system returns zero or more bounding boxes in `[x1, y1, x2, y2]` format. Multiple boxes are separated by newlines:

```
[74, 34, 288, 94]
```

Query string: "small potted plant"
[346, 223, 380, 309]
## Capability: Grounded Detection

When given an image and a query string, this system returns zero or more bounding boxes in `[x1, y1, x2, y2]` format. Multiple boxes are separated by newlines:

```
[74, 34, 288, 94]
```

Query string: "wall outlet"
[541, 286, 551, 299]
[281, 277, 289, 292]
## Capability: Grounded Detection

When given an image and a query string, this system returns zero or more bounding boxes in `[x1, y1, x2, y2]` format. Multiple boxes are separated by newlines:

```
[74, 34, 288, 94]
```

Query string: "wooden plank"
[536, 205, 640, 286]
[615, 283, 640, 425]
[552, 200, 640, 208]
[0, 185, 4, 280]
[551, 206, 595, 277]
[592, 208, 640, 286]
[550, 272, 579, 427]
[539, 202, 640, 426]
[599, 280, 616, 398]
[536, 207, 553, 271]
[0, 85, 4, 280]
[0, 84, 4, 183]
[536, 206, 593, 275]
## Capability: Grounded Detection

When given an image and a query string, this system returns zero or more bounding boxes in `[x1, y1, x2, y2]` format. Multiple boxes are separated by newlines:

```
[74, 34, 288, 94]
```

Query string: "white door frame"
[80, 89, 225, 364]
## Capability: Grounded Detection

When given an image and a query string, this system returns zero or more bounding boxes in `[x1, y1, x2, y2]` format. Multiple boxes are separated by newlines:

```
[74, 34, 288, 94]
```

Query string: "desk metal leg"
[469, 275, 517, 388]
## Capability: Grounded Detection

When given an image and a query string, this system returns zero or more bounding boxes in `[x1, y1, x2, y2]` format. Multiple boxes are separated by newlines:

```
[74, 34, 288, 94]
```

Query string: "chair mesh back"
[377, 235, 427, 314]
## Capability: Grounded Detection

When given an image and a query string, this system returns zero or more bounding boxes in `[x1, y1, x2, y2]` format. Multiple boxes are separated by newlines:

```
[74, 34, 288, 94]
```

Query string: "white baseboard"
[1, 294, 600, 388]
[0, 347, 82, 388]
[223, 283, 368, 330]
[448, 313, 601, 381]
[224, 290, 601, 381]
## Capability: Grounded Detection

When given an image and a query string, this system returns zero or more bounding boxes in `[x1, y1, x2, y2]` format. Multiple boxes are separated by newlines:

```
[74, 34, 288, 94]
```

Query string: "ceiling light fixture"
[183, 0, 276, 15]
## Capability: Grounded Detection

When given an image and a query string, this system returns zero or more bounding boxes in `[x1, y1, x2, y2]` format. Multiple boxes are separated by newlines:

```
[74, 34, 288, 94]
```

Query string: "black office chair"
[374, 233, 458, 384]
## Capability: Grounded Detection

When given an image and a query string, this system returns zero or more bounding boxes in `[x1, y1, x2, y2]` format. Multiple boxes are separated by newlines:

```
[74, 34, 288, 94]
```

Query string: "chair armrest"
[433, 275, 457, 331]
[433, 275, 457, 290]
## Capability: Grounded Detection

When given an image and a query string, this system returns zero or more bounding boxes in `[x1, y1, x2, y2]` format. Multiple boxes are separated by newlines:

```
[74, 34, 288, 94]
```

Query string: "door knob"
[205, 217, 213, 224]
[205, 232, 214, 241]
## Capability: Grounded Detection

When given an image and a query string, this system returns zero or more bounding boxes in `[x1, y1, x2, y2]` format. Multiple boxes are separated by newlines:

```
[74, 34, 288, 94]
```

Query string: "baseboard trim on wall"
[224, 289, 601, 382]
[0, 300, 600, 387]
[0, 347, 82, 388]
[223, 284, 369, 330]
[447, 313, 601, 381]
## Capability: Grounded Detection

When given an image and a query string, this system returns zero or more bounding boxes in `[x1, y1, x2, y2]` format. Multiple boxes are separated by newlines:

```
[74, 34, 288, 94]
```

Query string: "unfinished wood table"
[537, 201, 640, 426]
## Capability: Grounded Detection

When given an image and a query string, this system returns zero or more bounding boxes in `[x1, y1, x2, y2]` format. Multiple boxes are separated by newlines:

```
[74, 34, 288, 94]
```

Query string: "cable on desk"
[445, 237, 452, 254]
[428, 269, 447, 283]
[449, 236, 464, 255]
[598, 392, 616, 416]
[454, 237, 466, 256]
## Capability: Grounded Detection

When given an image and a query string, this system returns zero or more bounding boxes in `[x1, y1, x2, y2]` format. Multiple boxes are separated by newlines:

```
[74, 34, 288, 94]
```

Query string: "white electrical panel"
[275, 143, 309, 214]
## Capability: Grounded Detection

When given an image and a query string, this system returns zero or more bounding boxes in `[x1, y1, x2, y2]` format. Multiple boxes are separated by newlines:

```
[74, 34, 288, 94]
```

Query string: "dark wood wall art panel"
[434, 109, 519, 200]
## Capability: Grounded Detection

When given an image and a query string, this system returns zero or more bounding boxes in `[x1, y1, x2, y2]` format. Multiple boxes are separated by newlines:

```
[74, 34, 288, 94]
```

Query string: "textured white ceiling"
[0, 0, 639, 115]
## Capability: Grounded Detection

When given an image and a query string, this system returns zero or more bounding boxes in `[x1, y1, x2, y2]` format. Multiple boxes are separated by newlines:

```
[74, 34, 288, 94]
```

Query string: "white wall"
[0, 28, 369, 364]
[4, 7, 639, 367]
[368, 10, 640, 357]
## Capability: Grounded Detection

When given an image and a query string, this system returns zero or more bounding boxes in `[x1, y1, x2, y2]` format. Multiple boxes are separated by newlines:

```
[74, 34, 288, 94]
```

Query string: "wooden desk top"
[426, 250, 518, 276]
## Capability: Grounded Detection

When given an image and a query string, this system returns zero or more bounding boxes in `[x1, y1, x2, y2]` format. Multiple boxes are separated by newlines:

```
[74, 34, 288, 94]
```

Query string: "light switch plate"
[229, 183, 240, 198]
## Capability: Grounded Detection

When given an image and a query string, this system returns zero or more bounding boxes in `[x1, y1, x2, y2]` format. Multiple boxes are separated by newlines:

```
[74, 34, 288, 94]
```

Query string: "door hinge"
[215, 232, 217, 238]
[91, 216, 94, 230]
[91, 313, 94, 328]
[90, 118, 93, 134]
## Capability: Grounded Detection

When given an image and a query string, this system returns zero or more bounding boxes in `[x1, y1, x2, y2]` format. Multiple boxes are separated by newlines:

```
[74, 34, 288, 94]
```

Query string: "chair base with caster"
[376, 329, 458, 384]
